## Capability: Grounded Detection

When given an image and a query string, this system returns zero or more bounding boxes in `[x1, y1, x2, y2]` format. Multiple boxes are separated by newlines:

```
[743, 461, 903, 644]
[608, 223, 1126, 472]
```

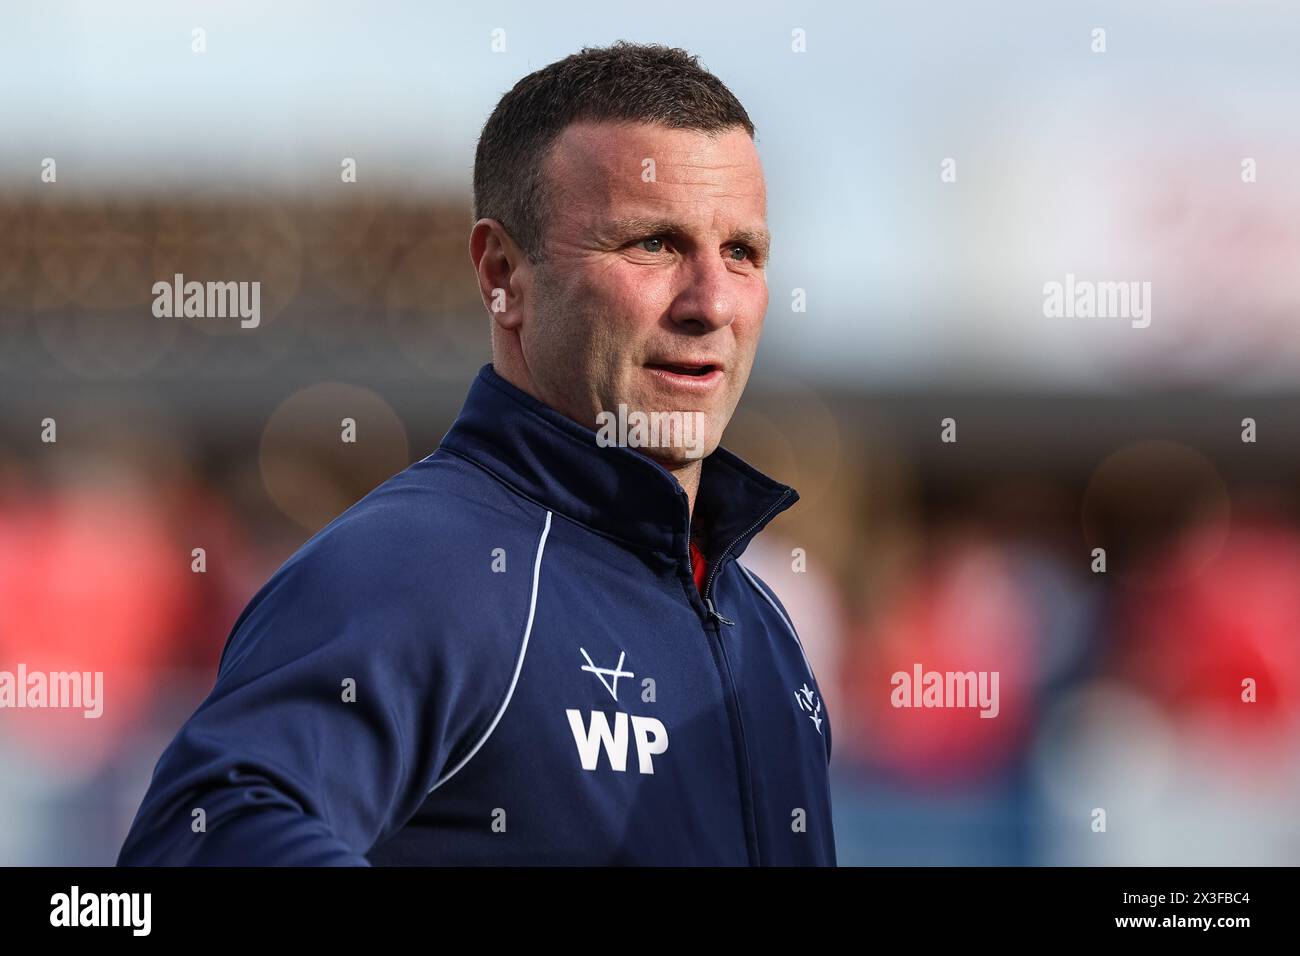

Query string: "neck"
[645, 454, 702, 520]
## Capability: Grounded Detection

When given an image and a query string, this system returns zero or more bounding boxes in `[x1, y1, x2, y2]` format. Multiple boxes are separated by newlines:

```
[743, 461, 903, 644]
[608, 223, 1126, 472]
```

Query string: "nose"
[666, 251, 742, 333]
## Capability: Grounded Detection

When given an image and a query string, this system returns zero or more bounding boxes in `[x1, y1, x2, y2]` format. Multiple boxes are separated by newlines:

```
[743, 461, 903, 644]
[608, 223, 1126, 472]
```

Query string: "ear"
[469, 218, 530, 330]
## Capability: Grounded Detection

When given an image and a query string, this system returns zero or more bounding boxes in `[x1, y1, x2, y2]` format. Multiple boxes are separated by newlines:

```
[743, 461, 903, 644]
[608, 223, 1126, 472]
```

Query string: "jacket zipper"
[703, 609, 761, 865]
[684, 487, 790, 867]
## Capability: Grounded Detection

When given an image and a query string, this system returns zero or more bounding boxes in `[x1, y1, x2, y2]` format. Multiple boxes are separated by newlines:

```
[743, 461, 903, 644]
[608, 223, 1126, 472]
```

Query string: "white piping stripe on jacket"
[736, 560, 818, 686]
[429, 509, 552, 793]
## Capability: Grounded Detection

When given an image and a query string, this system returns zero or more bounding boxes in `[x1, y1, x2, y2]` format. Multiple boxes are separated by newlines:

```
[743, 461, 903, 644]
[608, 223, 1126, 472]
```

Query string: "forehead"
[543, 120, 766, 221]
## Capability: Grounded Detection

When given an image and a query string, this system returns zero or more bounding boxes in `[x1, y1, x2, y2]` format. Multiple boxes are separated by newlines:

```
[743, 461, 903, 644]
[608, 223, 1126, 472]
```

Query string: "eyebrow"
[601, 216, 771, 261]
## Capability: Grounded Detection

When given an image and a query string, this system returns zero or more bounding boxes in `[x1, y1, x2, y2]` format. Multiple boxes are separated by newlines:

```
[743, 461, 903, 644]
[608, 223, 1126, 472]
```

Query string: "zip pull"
[704, 597, 736, 626]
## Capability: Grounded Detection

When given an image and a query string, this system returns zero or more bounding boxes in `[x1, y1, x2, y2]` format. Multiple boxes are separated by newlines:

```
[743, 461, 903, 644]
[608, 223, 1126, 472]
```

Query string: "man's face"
[517, 120, 769, 464]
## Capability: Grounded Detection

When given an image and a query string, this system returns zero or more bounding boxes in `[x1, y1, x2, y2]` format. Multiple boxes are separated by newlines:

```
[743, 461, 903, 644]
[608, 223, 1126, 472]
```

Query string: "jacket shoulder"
[218, 449, 549, 682]
[734, 561, 797, 634]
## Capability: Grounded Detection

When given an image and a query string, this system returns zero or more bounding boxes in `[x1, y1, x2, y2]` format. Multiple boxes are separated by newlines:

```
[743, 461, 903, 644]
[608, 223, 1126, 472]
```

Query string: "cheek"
[736, 288, 767, 346]
[587, 269, 670, 349]
[538, 268, 618, 346]
[750, 281, 769, 323]
[572, 263, 648, 320]
[612, 267, 671, 322]
[562, 272, 656, 389]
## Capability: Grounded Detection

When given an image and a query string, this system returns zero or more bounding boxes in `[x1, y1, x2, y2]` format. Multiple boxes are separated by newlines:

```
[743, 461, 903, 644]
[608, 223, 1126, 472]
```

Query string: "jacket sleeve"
[117, 500, 538, 866]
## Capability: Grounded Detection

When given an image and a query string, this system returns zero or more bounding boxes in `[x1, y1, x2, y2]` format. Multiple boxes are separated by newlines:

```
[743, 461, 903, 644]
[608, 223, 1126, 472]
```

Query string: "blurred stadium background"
[2, 0, 1299, 864]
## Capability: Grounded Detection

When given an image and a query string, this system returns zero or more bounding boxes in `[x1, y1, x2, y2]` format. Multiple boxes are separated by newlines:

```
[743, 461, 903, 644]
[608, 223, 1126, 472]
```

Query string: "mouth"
[647, 361, 718, 376]
[644, 360, 724, 391]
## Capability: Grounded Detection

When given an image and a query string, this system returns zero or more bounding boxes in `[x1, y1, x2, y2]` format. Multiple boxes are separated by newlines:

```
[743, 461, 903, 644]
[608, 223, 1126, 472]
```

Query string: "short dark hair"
[472, 41, 756, 264]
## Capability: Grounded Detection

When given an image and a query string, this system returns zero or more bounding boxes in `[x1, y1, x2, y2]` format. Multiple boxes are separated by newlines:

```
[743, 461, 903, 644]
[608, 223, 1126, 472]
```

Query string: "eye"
[635, 236, 667, 253]
[728, 243, 756, 263]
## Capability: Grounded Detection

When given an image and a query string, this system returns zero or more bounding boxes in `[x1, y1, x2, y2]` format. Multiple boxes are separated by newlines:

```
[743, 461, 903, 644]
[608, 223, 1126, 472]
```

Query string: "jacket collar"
[439, 363, 798, 568]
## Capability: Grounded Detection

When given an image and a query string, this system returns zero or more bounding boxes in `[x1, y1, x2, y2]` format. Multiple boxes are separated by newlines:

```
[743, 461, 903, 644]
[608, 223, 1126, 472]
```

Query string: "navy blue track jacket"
[118, 363, 837, 865]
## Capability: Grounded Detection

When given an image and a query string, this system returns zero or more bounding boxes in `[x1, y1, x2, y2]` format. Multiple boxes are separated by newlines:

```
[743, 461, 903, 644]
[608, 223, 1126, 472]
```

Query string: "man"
[118, 41, 835, 866]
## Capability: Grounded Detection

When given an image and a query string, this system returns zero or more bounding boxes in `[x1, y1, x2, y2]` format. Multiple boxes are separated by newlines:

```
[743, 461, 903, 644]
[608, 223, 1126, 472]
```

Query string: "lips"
[645, 360, 721, 376]
[643, 359, 725, 393]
